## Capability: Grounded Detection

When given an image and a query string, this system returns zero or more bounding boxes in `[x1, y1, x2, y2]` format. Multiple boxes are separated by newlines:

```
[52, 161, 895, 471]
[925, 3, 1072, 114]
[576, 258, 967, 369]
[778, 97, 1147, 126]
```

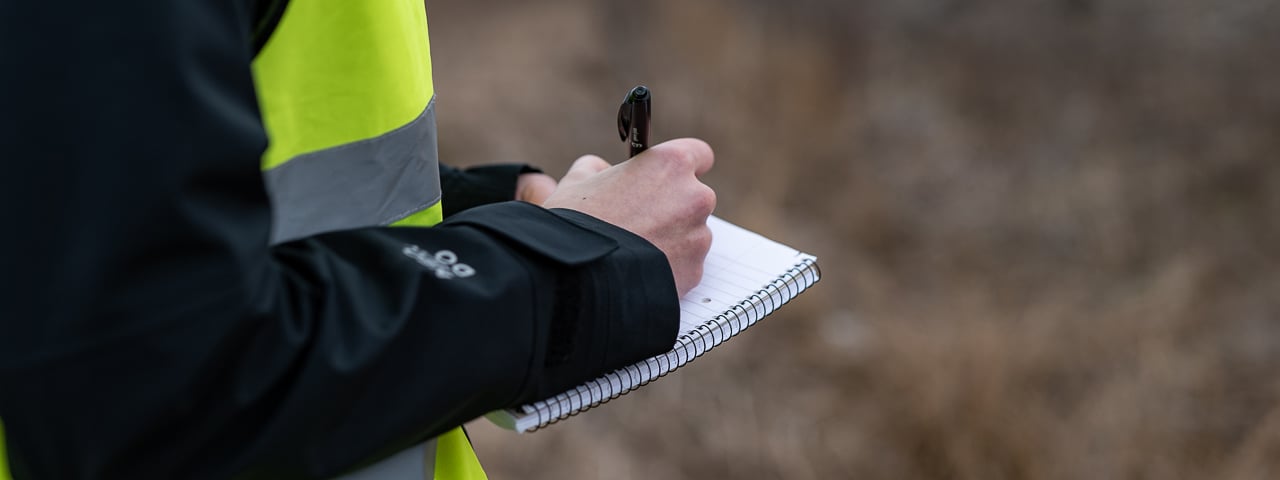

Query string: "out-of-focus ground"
[429, 1, 1280, 478]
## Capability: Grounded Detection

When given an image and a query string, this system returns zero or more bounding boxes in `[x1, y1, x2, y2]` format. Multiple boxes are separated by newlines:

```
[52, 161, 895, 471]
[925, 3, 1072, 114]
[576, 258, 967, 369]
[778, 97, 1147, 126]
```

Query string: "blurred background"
[428, 0, 1280, 478]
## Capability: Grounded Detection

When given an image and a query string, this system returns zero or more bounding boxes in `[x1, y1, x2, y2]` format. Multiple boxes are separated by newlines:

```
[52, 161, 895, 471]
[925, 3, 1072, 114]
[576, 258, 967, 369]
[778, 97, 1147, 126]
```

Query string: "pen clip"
[617, 100, 633, 142]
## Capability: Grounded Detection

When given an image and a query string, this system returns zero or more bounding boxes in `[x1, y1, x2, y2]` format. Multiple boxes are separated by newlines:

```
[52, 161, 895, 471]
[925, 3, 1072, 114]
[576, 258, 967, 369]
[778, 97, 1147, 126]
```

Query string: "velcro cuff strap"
[442, 202, 619, 266]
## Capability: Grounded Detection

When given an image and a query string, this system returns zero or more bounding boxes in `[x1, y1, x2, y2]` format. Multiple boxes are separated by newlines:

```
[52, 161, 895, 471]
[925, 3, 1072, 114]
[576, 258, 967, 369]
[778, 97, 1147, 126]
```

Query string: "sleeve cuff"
[442, 202, 680, 404]
[536, 208, 681, 400]
[439, 163, 542, 217]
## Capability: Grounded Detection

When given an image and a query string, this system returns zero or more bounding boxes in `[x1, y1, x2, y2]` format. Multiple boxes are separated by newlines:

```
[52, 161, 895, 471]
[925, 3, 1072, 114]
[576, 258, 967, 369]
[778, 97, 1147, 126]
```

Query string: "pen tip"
[629, 85, 650, 101]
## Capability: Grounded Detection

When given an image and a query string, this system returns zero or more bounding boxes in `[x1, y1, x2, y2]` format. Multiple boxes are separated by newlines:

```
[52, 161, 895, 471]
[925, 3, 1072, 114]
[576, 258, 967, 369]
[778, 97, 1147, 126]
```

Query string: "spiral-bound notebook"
[486, 216, 820, 433]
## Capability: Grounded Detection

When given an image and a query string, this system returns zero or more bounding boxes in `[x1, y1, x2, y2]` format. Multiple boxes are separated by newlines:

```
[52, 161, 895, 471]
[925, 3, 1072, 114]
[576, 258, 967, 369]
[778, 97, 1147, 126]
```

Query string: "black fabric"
[0, 1, 679, 478]
[250, 0, 288, 54]
[440, 163, 543, 217]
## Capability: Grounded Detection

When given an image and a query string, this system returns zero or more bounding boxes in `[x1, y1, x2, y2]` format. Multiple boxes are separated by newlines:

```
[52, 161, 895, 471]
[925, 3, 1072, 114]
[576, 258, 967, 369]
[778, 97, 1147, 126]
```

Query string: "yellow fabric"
[392, 201, 444, 228]
[252, 0, 435, 170]
[433, 427, 487, 480]
[0, 418, 10, 480]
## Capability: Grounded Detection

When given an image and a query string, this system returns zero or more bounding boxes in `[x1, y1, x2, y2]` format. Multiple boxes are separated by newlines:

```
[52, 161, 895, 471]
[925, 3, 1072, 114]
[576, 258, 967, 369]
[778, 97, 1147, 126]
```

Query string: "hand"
[515, 172, 558, 204]
[543, 138, 716, 297]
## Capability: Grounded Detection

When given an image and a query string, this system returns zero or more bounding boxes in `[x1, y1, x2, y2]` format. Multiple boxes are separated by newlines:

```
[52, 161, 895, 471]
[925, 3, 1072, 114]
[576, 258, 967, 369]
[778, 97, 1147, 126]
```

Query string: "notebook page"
[677, 217, 808, 334]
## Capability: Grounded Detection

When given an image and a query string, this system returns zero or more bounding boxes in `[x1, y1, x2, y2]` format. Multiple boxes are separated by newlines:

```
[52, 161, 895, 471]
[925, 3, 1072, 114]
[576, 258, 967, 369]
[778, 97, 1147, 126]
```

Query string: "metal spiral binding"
[523, 257, 820, 432]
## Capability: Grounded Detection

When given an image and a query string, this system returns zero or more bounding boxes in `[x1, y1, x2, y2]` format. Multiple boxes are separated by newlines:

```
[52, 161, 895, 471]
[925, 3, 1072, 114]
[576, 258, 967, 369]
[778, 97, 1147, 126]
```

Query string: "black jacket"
[0, 0, 678, 478]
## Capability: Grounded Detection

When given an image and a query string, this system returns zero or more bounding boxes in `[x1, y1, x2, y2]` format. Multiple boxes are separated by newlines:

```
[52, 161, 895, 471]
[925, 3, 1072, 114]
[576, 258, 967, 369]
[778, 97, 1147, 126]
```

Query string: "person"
[0, 0, 715, 478]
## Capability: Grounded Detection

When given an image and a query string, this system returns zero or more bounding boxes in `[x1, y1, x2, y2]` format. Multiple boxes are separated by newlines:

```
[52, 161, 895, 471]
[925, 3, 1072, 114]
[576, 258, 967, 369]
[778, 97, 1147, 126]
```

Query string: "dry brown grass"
[428, 0, 1280, 478]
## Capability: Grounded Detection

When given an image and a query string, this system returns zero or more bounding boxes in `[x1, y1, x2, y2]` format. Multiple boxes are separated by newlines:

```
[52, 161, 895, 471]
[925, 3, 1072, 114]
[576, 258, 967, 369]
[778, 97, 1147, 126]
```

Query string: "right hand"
[543, 138, 717, 297]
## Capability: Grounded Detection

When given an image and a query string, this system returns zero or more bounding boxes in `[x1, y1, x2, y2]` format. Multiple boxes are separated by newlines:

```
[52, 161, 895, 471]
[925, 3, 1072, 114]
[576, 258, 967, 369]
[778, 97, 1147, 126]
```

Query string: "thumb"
[559, 155, 611, 187]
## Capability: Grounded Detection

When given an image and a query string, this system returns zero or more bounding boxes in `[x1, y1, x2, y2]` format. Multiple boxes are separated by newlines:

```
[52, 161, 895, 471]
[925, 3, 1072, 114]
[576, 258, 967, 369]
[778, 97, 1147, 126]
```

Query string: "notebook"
[486, 216, 820, 433]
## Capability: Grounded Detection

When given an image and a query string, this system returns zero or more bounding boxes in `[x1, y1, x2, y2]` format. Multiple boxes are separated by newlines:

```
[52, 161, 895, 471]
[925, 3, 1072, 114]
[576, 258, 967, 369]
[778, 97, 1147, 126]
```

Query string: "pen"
[617, 85, 651, 157]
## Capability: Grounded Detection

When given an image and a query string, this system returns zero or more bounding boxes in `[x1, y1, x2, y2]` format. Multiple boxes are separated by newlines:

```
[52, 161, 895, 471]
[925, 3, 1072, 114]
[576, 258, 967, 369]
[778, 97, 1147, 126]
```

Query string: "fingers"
[641, 138, 715, 177]
[515, 172, 558, 205]
[560, 154, 612, 186]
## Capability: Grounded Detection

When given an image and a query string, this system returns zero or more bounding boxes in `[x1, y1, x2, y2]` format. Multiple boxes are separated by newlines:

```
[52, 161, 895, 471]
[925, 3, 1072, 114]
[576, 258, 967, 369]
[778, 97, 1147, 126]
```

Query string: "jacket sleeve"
[0, 1, 678, 479]
[439, 163, 544, 217]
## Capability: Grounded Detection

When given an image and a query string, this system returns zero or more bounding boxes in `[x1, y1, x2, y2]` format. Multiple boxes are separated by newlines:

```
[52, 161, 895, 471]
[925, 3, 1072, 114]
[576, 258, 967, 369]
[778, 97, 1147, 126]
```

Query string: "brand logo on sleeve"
[402, 245, 476, 279]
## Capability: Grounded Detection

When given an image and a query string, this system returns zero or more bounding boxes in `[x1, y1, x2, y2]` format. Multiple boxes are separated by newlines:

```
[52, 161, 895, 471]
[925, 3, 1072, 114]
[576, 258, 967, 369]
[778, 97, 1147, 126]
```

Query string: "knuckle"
[696, 227, 713, 253]
[656, 140, 703, 171]
[686, 183, 716, 215]
[699, 184, 717, 213]
[676, 184, 716, 220]
[686, 138, 714, 163]
[673, 138, 714, 174]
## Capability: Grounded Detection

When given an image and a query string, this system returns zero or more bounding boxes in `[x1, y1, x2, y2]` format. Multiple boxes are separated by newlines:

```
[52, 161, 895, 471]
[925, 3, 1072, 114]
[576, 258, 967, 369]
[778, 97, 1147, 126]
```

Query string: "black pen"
[617, 85, 651, 157]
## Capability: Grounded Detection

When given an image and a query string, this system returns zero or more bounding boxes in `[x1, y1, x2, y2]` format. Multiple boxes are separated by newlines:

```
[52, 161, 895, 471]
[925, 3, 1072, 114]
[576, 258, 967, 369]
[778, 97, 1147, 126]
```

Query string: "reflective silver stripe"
[335, 439, 437, 480]
[265, 98, 441, 244]
[423, 438, 436, 479]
